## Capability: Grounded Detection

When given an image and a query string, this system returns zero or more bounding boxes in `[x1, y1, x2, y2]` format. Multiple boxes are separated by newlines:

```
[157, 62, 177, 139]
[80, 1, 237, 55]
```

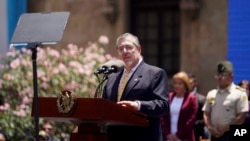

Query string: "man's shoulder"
[207, 89, 217, 96]
[196, 92, 206, 100]
[142, 62, 165, 72]
[229, 85, 247, 97]
[142, 62, 160, 69]
[234, 85, 246, 92]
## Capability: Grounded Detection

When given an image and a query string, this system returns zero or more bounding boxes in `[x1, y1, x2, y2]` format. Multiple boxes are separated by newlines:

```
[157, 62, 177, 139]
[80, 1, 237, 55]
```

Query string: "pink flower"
[47, 48, 60, 58]
[37, 48, 46, 59]
[3, 73, 15, 80]
[37, 69, 45, 78]
[20, 59, 31, 67]
[69, 61, 82, 70]
[52, 68, 59, 74]
[6, 51, 17, 57]
[58, 63, 67, 70]
[41, 82, 49, 89]
[67, 44, 80, 56]
[13, 109, 27, 117]
[10, 58, 20, 69]
[22, 96, 31, 104]
[65, 81, 78, 90]
[98, 35, 109, 45]
[0, 103, 9, 111]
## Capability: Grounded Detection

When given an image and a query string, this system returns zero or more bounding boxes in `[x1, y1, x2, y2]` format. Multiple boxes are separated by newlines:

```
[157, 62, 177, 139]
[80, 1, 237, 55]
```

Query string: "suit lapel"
[120, 62, 144, 100]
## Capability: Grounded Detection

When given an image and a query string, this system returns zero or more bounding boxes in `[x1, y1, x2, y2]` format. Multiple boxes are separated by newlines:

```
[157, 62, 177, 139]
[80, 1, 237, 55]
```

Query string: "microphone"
[94, 60, 115, 74]
[104, 60, 125, 74]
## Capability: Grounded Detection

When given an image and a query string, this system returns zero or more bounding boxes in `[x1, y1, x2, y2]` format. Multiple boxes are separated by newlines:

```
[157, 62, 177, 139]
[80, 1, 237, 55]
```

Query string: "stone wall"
[28, 0, 228, 95]
[28, 0, 126, 56]
[180, 0, 227, 94]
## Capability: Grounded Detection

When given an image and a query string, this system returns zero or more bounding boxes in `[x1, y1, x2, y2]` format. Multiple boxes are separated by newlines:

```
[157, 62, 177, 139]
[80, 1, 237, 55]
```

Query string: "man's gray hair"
[116, 33, 141, 47]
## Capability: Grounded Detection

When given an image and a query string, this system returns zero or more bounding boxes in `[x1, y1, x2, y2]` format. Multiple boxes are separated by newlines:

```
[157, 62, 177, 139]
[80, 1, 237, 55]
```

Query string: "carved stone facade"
[180, 0, 227, 94]
[28, 0, 227, 95]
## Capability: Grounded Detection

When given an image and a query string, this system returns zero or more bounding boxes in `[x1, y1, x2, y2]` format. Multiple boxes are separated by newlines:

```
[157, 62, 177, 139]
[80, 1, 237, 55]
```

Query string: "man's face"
[215, 72, 233, 89]
[189, 78, 196, 91]
[42, 123, 55, 136]
[117, 39, 141, 69]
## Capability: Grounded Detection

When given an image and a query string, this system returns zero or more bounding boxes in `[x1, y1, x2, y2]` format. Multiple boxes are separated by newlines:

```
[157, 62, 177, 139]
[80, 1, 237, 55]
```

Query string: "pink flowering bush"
[0, 36, 113, 140]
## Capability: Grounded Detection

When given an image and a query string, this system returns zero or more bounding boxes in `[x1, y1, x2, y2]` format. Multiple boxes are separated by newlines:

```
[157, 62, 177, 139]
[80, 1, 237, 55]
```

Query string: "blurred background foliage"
[0, 35, 114, 140]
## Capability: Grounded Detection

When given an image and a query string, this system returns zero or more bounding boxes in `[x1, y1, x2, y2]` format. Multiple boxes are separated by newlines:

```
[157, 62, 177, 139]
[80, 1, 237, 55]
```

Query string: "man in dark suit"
[188, 73, 207, 141]
[102, 33, 169, 141]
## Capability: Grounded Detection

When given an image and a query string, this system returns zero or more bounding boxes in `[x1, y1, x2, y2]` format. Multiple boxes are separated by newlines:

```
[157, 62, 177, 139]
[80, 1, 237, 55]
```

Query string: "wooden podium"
[31, 97, 149, 141]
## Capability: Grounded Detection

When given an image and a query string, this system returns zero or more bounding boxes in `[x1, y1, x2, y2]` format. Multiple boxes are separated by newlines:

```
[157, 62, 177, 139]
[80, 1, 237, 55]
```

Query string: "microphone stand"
[94, 73, 109, 98]
[93, 60, 124, 98]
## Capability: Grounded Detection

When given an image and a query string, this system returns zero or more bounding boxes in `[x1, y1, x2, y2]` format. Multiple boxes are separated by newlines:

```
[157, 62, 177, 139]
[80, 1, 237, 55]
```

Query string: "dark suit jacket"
[193, 92, 206, 141]
[102, 61, 169, 141]
[161, 92, 198, 141]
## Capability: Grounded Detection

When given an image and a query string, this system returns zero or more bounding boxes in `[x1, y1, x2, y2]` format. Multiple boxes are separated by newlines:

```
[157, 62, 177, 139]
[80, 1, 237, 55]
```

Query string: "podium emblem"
[57, 90, 77, 114]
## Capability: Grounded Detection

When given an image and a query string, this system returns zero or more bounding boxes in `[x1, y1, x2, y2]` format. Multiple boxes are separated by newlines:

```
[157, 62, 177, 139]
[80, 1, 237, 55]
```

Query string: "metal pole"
[30, 44, 39, 141]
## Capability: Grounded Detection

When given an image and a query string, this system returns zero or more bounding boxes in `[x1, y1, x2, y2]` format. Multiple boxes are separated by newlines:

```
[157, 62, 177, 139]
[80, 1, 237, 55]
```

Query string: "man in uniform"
[202, 61, 249, 141]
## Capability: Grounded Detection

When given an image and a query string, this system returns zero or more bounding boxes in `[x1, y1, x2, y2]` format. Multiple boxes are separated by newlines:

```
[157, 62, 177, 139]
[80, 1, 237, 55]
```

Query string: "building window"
[129, 0, 180, 76]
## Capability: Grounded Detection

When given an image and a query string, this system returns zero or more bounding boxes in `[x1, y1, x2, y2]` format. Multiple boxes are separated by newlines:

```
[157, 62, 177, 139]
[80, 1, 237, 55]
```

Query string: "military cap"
[217, 61, 233, 73]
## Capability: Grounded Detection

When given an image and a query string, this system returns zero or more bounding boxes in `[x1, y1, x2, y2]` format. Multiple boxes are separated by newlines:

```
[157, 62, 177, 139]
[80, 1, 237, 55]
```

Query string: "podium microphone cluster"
[94, 60, 125, 75]
[94, 60, 124, 98]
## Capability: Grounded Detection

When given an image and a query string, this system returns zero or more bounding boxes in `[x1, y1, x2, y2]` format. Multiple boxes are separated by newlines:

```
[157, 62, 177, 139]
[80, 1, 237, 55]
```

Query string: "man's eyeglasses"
[117, 45, 135, 53]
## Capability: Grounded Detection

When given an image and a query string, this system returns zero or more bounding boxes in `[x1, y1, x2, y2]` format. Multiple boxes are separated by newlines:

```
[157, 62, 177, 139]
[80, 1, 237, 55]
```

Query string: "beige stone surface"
[180, 0, 227, 94]
[28, 0, 228, 95]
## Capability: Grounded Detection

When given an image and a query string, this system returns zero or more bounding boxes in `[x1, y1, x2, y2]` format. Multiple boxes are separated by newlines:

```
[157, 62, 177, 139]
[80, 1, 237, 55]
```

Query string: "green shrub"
[0, 36, 113, 140]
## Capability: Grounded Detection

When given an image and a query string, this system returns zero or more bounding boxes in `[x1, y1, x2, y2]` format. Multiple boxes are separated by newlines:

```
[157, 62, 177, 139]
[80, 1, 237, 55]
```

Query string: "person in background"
[41, 120, 60, 141]
[237, 80, 250, 125]
[0, 131, 8, 141]
[203, 61, 249, 141]
[237, 80, 250, 98]
[39, 130, 50, 141]
[188, 73, 208, 141]
[161, 71, 198, 141]
[102, 32, 169, 141]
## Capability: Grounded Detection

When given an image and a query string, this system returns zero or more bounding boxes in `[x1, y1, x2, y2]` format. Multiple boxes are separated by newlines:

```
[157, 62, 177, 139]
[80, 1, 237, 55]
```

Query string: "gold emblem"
[208, 97, 215, 104]
[57, 89, 77, 115]
[242, 95, 248, 101]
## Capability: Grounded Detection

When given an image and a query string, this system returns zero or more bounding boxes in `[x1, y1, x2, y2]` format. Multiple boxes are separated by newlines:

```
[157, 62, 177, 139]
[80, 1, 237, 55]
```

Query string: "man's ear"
[137, 46, 142, 53]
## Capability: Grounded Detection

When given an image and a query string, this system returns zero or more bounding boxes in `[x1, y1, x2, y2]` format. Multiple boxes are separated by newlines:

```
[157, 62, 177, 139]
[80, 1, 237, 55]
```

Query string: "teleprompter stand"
[11, 12, 70, 141]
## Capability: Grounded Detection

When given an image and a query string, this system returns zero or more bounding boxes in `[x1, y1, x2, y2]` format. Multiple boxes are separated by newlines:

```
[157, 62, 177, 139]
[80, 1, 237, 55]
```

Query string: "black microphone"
[104, 60, 125, 74]
[94, 60, 115, 74]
